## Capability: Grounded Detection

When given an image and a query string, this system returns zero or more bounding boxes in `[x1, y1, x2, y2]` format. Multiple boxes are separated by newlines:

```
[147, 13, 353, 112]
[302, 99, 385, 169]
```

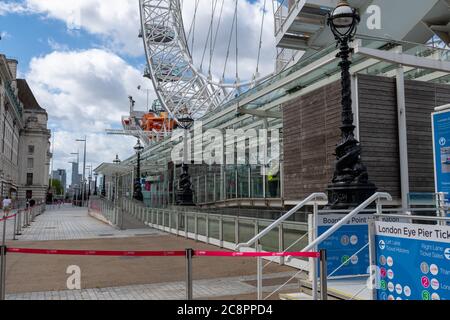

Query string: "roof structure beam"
[353, 40, 450, 73]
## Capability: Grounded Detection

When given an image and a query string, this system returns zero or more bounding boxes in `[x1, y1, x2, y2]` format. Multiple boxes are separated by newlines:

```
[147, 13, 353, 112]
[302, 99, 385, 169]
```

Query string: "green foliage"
[50, 179, 64, 195]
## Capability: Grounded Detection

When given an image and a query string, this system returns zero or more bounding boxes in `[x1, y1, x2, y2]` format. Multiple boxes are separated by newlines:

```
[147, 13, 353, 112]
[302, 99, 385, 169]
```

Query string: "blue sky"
[0, 0, 275, 186]
[1, 10, 144, 75]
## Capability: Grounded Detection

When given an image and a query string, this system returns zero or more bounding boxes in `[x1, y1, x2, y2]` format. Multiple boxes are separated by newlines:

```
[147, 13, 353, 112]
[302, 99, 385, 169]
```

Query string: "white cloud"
[10, 0, 277, 184]
[0, 31, 11, 40]
[25, 0, 143, 56]
[26, 49, 154, 184]
[51, 130, 136, 186]
[47, 38, 69, 51]
[0, 2, 29, 16]
[20, 0, 276, 80]
[183, 0, 276, 81]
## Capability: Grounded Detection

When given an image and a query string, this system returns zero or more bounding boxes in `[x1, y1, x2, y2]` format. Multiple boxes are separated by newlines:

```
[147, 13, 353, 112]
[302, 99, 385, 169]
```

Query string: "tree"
[50, 179, 64, 196]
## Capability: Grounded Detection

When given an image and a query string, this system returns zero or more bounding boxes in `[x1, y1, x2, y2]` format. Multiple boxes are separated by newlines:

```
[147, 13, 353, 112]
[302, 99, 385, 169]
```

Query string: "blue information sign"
[374, 221, 450, 300]
[432, 110, 450, 206]
[317, 214, 371, 277]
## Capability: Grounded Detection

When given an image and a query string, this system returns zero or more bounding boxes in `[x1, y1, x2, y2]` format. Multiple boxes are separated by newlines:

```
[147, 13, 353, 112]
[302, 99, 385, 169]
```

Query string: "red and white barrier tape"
[6, 248, 320, 258]
[0, 212, 19, 222]
[195, 251, 320, 258]
[6, 248, 186, 257]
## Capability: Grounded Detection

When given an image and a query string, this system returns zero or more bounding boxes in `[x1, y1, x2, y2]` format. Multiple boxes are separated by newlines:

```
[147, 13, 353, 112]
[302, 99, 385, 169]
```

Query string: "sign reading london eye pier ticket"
[432, 110, 450, 205]
[374, 221, 450, 300]
[317, 214, 372, 277]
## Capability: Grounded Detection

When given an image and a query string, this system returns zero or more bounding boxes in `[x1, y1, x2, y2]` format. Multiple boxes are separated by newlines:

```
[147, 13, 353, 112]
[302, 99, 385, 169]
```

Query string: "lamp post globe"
[113, 155, 121, 164]
[326, 0, 376, 209]
[133, 139, 144, 202]
[178, 116, 194, 130]
[328, 0, 360, 39]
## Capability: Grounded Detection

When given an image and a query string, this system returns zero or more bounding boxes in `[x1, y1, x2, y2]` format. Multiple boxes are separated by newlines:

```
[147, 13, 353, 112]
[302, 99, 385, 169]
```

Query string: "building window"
[26, 173, 33, 186]
[28, 145, 35, 154]
[27, 158, 34, 169]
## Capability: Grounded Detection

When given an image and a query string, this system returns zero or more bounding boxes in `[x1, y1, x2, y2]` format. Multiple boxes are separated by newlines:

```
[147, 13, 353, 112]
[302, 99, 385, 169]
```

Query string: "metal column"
[396, 65, 410, 211]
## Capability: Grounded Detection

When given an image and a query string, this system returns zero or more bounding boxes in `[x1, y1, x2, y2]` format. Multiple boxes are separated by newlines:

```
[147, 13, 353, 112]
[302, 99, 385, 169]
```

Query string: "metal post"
[176, 212, 179, 236]
[186, 248, 194, 300]
[0, 244, 6, 300]
[257, 243, 263, 300]
[205, 214, 209, 244]
[368, 220, 378, 300]
[396, 63, 410, 211]
[119, 202, 124, 231]
[185, 213, 188, 238]
[308, 214, 318, 300]
[82, 138, 87, 207]
[219, 216, 224, 248]
[319, 249, 328, 301]
[17, 210, 21, 235]
[12, 213, 17, 241]
[279, 223, 284, 265]
[2, 212, 6, 246]
[235, 217, 239, 244]
[194, 213, 198, 242]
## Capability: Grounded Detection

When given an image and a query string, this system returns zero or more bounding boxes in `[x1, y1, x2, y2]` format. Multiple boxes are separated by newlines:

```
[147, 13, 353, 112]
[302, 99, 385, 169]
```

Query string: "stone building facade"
[0, 54, 51, 205]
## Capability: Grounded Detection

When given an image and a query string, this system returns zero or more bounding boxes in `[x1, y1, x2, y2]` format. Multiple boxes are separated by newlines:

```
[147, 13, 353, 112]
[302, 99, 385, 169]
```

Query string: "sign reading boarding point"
[374, 221, 450, 300]
[317, 214, 372, 277]
[432, 110, 450, 206]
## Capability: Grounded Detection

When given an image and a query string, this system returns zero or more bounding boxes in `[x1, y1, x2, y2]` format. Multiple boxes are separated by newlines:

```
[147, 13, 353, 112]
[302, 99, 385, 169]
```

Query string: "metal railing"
[93, 193, 397, 300]
[236, 193, 327, 251]
[92, 197, 312, 266]
[299, 192, 392, 300]
[234, 192, 327, 300]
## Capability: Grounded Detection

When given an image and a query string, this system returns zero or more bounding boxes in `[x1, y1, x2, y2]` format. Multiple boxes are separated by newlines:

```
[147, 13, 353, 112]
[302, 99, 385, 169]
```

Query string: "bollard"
[0, 244, 6, 300]
[319, 249, 328, 301]
[2, 212, 6, 246]
[185, 248, 194, 300]
[13, 213, 17, 241]
[17, 210, 22, 236]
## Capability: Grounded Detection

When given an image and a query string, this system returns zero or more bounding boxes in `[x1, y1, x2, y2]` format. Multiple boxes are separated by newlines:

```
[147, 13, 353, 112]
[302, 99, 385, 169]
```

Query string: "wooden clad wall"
[404, 80, 450, 193]
[283, 73, 450, 202]
[282, 81, 341, 200]
[358, 74, 401, 199]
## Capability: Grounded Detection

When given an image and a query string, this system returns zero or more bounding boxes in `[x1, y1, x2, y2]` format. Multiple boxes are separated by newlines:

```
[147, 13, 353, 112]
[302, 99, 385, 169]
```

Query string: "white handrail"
[235, 192, 328, 251]
[301, 192, 392, 253]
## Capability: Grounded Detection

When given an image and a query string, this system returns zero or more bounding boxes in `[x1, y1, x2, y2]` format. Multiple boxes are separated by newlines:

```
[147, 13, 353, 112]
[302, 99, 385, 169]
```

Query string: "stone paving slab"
[1, 205, 165, 242]
[6, 272, 299, 300]
[1, 205, 298, 300]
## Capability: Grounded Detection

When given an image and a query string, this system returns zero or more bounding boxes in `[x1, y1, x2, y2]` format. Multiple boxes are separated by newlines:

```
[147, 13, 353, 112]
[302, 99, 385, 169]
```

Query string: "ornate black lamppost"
[94, 173, 98, 196]
[176, 116, 195, 206]
[133, 139, 144, 202]
[101, 175, 106, 197]
[112, 154, 121, 201]
[326, 0, 376, 209]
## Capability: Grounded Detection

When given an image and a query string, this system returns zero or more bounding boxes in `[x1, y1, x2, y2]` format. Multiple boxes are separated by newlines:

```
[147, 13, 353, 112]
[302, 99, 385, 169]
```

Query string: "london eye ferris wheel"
[139, 0, 273, 121]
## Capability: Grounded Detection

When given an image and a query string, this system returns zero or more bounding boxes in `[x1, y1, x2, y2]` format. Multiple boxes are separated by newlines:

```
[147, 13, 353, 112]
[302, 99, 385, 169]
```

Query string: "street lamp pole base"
[176, 190, 195, 206]
[327, 182, 377, 210]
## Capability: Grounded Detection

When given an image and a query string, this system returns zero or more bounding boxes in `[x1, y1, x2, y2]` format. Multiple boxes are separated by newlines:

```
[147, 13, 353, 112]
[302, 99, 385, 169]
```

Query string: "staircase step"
[279, 293, 312, 301]
[298, 278, 371, 300]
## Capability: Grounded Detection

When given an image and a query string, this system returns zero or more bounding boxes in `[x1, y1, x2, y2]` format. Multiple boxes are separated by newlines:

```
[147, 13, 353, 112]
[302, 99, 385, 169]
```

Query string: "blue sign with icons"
[374, 221, 450, 300]
[317, 214, 371, 277]
[432, 110, 450, 208]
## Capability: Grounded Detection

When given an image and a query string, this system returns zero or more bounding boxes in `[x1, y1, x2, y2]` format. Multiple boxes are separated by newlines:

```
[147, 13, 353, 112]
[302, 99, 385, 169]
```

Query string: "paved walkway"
[1, 205, 297, 300]
[6, 272, 298, 300]
[1, 205, 164, 242]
